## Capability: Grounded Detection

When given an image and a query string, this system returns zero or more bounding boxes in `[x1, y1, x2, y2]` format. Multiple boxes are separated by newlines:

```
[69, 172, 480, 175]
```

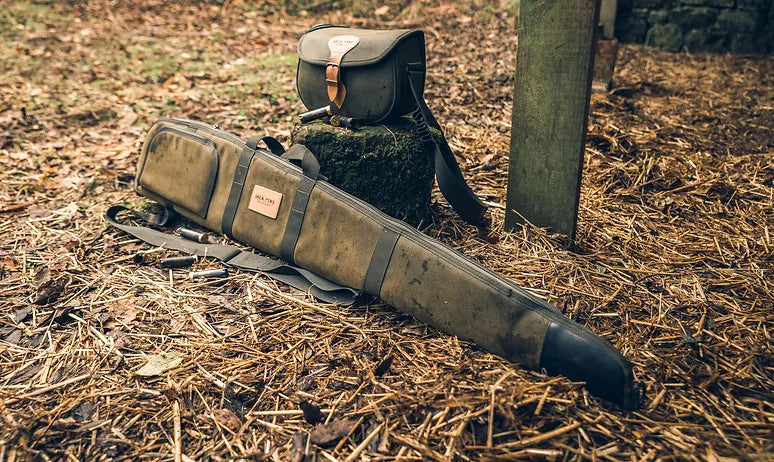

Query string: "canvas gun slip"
[108, 118, 641, 410]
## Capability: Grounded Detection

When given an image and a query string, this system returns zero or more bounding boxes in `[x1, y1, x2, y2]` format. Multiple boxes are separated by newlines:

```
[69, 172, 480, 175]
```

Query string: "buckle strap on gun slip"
[105, 205, 360, 305]
[407, 62, 488, 225]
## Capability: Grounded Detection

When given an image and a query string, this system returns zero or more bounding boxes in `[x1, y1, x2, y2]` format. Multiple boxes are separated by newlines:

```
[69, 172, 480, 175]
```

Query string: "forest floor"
[0, 1, 772, 460]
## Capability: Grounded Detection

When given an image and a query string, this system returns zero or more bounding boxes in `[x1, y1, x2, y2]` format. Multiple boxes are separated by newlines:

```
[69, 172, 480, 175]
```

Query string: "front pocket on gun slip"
[137, 127, 219, 218]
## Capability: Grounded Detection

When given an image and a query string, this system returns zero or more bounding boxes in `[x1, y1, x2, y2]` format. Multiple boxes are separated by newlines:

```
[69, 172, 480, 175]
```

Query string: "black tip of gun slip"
[539, 322, 641, 411]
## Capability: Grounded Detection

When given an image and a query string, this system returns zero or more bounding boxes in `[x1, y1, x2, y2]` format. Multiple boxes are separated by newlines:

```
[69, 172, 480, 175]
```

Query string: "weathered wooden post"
[505, 0, 602, 240]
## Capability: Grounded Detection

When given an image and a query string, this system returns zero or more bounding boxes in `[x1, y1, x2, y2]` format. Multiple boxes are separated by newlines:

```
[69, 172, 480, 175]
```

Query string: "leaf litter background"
[0, 0, 772, 460]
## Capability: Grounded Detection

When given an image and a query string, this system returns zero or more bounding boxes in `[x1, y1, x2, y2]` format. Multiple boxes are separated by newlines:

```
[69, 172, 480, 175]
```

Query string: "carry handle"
[281, 144, 321, 180]
[247, 135, 286, 155]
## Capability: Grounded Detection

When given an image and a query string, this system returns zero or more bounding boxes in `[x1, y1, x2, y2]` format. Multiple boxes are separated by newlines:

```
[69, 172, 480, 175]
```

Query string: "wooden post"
[505, 0, 602, 240]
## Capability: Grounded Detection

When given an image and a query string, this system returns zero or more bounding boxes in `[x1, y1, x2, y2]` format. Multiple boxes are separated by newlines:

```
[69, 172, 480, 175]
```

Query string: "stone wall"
[616, 0, 773, 52]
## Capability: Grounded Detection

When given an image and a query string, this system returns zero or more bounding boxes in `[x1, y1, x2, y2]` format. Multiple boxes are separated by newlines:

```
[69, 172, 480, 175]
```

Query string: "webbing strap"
[362, 227, 400, 297]
[280, 175, 315, 264]
[278, 144, 321, 265]
[222, 143, 257, 239]
[105, 205, 360, 305]
[407, 63, 488, 225]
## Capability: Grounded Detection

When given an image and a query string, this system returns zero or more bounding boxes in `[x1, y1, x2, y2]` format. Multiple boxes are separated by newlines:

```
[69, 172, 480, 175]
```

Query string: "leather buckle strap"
[325, 34, 359, 108]
[325, 62, 340, 86]
[326, 56, 346, 107]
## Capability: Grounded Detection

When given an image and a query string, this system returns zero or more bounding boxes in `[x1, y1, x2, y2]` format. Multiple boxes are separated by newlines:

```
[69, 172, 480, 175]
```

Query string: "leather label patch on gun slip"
[248, 185, 283, 219]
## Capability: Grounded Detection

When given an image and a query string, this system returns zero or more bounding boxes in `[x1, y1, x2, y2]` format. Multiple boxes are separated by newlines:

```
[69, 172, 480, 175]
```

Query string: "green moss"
[291, 118, 434, 227]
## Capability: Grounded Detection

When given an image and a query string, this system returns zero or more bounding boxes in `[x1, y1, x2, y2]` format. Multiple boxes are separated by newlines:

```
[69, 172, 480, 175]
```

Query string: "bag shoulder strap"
[407, 63, 487, 225]
[105, 205, 360, 305]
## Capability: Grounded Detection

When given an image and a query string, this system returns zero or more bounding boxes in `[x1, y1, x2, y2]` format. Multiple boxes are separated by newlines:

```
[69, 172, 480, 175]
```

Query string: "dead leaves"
[299, 399, 323, 425]
[5, 329, 22, 345]
[14, 307, 32, 324]
[105, 302, 140, 328]
[134, 352, 183, 377]
[373, 353, 393, 376]
[27, 204, 52, 219]
[212, 408, 241, 431]
[61, 105, 118, 127]
[30, 267, 69, 306]
[309, 418, 357, 447]
[70, 402, 98, 422]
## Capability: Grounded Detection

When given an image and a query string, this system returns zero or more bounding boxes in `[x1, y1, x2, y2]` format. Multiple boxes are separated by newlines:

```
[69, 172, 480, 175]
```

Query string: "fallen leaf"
[309, 418, 357, 447]
[71, 402, 98, 422]
[373, 354, 393, 376]
[57, 175, 81, 190]
[32, 277, 68, 305]
[5, 329, 22, 345]
[299, 399, 323, 425]
[10, 362, 43, 384]
[24, 333, 46, 348]
[224, 384, 245, 418]
[28, 205, 52, 219]
[212, 408, 241, 431]
[14, 307, 32, 323]
[0, 257, 18, 271]
[374, 5, 390, 15]
[108, 302, 140, 326]
[31, 267, 51, 287]
[289, 432, 309, 462]
[134, 352, 183, 377]
[106, 329, 128, 348]
[117, 105, 138, 129]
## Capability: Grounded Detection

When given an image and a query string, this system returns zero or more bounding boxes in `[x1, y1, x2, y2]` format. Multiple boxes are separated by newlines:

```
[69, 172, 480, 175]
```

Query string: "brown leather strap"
[325, 35, 359, 108]
[326, 56, 346, 107]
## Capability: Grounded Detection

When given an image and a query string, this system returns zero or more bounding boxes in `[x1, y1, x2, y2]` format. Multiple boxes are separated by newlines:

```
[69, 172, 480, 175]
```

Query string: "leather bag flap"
[298, 26, 423, 67]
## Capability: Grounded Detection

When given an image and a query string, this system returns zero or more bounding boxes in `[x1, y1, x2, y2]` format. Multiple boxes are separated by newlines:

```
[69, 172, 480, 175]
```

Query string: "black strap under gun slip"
[106, 135, 358, 306]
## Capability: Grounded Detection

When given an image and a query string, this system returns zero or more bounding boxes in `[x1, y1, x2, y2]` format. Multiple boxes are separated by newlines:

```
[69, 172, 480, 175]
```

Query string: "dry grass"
[1, 1, 772, 460]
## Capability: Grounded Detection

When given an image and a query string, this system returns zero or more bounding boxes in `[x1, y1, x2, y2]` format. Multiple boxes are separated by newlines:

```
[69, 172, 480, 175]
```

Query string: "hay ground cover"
[0, 1, 772, 460]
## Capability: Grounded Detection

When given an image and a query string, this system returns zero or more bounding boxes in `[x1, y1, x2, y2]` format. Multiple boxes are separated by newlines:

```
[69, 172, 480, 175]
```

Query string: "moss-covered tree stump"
[291, 118, 434, 227]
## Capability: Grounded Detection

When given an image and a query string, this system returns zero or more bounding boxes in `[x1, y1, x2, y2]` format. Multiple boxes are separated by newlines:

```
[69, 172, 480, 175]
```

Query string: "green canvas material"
[124, 118, 641, 410]
[296, 25, 425, 123]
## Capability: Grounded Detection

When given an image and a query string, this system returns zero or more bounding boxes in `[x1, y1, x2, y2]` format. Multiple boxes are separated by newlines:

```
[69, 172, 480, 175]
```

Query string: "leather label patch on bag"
[328, 35, 360, 55]
[248, 185, 283, 219]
